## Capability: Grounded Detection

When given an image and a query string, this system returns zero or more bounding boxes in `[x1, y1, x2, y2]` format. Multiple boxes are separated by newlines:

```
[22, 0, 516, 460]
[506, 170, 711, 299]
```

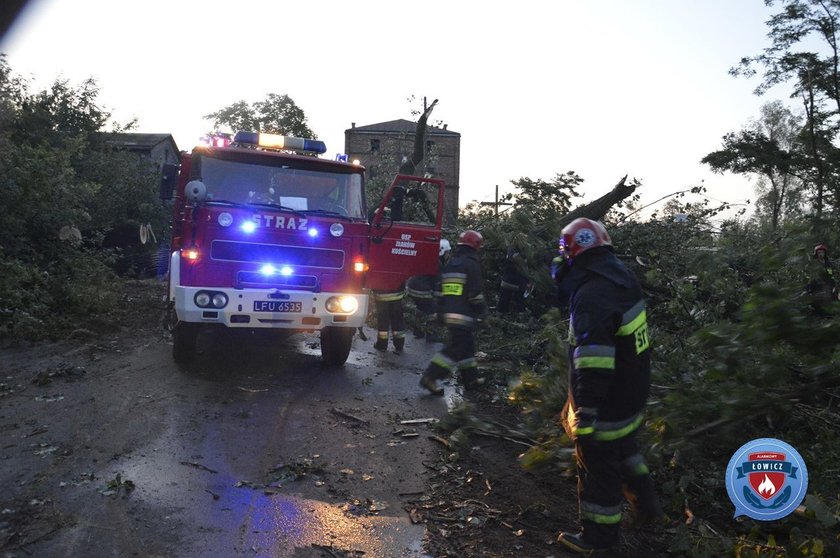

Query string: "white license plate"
[253, 301, 302, 313]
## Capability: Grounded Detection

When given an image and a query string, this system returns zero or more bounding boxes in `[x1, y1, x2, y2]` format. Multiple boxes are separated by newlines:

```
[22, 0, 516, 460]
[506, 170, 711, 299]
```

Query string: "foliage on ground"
[442, 177, 840, 556]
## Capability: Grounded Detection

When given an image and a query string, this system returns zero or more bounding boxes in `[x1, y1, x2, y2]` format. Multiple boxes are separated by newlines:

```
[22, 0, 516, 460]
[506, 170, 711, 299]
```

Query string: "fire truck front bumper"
[174, 287, 368, 330]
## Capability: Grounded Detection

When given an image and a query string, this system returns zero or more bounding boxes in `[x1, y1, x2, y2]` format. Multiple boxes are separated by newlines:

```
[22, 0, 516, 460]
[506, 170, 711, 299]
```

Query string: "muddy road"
[1, 323, 457, 557]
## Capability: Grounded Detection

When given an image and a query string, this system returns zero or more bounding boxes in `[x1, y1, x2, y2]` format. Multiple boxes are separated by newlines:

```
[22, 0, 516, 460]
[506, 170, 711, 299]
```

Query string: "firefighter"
[497, 240, 531, 318]
[806, 243, 838, 308]
[372, 285, 407, 354]
[419, 230, 488, 395]
[554, 218, 662, 554]
[406, 239, 451, 342]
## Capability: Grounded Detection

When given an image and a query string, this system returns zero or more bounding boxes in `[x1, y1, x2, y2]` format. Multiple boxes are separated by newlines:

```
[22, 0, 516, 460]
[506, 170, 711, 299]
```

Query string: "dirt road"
[1, 322, 455, 557]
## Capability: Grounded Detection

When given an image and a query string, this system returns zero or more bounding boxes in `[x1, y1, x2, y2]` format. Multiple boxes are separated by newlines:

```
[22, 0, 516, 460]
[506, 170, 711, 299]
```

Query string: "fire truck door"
[366, 175, 445, 291]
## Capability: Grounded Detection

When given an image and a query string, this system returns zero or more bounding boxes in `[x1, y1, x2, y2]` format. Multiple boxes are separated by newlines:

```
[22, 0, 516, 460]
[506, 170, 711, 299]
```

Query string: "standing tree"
[204, 93, 315, 138]
[702, 101, 804, 231]
[731, 0, 840, 220]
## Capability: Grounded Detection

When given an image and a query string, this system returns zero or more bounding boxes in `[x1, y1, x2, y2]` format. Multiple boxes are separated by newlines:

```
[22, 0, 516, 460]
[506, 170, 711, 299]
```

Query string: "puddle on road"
[237, 493, 430, 558]
[121, 451, 430, 557]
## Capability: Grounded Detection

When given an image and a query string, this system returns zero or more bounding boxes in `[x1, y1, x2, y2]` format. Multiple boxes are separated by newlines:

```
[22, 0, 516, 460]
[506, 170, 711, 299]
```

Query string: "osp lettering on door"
[391, 233, 417, 257]
[253, 214, 308, 230]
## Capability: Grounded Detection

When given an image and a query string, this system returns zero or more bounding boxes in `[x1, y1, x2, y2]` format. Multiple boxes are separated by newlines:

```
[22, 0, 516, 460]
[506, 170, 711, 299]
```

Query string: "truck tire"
[320, 327, 354, 366]
[173, 322, 199, 365]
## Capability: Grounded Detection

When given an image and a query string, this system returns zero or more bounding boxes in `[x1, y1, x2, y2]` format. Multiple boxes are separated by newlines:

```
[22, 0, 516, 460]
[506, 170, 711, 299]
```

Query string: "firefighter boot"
[625, 473, 664, 527]
[393, 336, 405, 354]
[419, 375, 444, 396]
[557, 532, 597, 555]
[374, 332, 388, 352]
[459, 362, 485, 391]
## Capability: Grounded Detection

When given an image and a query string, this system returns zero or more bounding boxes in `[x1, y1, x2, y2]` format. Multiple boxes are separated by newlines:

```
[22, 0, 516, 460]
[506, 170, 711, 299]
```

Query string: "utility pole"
[479, 185, 513, 216]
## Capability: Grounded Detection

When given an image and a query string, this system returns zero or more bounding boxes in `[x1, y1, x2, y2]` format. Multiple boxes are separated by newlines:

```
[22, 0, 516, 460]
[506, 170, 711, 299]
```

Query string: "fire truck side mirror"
[159, 163, 179, 200]
[185, 180, 207, 204]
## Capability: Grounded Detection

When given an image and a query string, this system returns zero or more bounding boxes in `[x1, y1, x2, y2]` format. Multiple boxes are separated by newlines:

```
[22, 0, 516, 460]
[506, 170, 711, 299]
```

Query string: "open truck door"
[366, 175, 445, 290]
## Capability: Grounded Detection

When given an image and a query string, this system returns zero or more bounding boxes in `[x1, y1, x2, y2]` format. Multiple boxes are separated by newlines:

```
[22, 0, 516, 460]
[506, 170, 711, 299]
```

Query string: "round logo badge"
[725, 438, 808, 521]
[574, 228, 595, 247]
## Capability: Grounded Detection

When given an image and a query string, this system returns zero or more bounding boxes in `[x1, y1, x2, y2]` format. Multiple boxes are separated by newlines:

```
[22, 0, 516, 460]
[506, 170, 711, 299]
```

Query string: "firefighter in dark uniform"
[419, 230, 487, 395]
[407, 239, 451, 341]
[372, 286, 406, 353]
[806, 243, 838, 313]
[554, 218, 662, 554]
[497, 242, 531, 317]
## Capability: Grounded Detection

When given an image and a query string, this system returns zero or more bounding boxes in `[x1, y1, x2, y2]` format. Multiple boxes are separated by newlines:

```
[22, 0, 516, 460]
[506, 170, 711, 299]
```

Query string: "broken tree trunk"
[557, 174, 638, 228]
[398, 98, 438, 176]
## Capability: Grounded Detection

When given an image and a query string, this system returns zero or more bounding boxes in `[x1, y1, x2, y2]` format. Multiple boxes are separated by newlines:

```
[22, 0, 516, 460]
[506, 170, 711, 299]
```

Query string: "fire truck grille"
[236, 272, 318, 290]
[211, 240, 344, 269]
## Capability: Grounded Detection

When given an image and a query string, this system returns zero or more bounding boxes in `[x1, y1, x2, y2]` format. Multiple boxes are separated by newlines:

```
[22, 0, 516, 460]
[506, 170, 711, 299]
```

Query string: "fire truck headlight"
[212, 293, 228, 308]
[195, 292, 211, 307]
[195, 291, 228, 308]
[329, 223, 344, 237]
[218, 212, 233, 227]
[325, 296, 358, 314]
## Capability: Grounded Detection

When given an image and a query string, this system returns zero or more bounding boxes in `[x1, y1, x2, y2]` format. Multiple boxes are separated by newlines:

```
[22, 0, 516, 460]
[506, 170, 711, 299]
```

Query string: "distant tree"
[203, 93, 315, 138]
[731, 0, 840, 219]
[702, 101, 804, 231]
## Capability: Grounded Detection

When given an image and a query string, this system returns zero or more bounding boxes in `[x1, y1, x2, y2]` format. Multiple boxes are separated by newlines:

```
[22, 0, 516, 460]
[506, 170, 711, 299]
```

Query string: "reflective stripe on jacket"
[438, 245, 486, 329]
[565, 249, 651, 440]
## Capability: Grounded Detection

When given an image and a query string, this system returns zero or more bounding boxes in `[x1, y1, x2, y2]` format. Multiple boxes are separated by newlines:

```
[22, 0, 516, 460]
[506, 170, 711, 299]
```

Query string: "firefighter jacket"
[438, 245, 487, 329]
[500, 249, 529, 291]
[406, 256, 445, 300]
[806, 257, 838, 301]
[562, 248, 651, 442]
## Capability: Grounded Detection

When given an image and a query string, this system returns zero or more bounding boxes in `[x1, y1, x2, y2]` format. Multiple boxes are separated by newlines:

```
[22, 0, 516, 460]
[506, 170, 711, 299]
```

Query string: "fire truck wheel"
[320, 327, 354, 366]
[173, 322, 199, 364]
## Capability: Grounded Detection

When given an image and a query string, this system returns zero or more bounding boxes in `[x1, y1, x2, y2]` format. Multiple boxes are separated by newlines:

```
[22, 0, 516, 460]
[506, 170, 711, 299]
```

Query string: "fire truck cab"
[160, 131, 445, 366]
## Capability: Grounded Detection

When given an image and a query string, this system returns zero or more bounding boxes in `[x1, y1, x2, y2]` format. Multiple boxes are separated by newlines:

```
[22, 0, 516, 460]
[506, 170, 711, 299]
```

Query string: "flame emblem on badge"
[757, 474, 776, 497]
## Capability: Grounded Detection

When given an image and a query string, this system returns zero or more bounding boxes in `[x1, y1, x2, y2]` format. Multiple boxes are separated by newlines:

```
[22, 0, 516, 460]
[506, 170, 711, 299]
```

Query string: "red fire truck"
[159, 131, 445, 366]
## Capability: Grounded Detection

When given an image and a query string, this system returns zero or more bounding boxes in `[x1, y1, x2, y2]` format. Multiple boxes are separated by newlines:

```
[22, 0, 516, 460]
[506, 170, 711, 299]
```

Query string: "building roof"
[100, 133, 179, 152]
[347, 119, 459, 137]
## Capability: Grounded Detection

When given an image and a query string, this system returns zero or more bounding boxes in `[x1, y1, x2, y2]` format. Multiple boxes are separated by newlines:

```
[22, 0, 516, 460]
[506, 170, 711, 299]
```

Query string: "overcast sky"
[1, 0, 791, 217]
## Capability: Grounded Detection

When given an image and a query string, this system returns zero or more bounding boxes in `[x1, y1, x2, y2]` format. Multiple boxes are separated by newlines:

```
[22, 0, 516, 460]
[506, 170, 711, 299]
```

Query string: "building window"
[426, 140, 435, 154]
[370, 139, 380, 152]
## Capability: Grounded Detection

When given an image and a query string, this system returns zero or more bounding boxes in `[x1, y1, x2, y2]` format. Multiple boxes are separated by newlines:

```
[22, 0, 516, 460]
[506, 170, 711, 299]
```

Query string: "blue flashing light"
[241, 221, 257, 233]
[308, 227, 318, 237]
[335, 154, 348, 162]
[261, 264, 276, 276]
[280, 265, 293, 276]
[301, 139, 327, 154]
[233, 131, 259, 145]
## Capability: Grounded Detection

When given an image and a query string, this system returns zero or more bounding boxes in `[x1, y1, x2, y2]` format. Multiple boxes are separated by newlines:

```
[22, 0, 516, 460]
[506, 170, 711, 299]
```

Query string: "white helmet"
[439, 238, 452, 257]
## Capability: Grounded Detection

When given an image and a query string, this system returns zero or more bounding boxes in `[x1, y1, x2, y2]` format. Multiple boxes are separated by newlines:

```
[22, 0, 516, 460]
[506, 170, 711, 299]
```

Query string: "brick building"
[344, 119, 460, 224]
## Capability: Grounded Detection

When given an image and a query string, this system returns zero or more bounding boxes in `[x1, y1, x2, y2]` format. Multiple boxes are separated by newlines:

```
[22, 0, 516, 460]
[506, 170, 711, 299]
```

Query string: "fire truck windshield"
[198, 155, 365, 219]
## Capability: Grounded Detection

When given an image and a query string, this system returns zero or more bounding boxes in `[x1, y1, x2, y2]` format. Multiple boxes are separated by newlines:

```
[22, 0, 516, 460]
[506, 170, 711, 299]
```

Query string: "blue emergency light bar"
[233, 131, 327, 154]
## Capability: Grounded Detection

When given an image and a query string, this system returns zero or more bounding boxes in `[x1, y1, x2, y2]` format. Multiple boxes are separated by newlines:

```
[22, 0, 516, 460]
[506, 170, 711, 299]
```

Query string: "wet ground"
[0, 280, 676, 557]
[0, 320, 461, 557]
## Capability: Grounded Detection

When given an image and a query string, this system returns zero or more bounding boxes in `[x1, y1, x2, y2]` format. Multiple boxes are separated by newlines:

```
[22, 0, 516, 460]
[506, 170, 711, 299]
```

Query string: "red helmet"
[559, 218, 612, 259]
[457, 230, 484, 251]
[813, 243, 828, 257]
